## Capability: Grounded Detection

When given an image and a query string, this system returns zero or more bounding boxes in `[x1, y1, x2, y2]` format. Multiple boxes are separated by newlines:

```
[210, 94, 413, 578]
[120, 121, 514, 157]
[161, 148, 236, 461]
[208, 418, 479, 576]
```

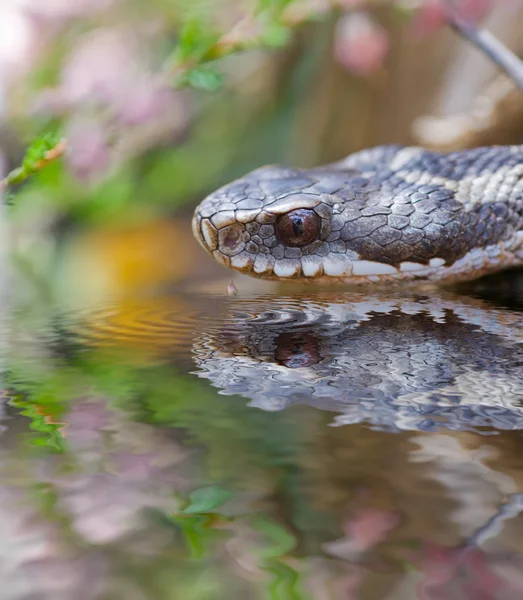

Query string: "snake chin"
[218, 245, 522, 286]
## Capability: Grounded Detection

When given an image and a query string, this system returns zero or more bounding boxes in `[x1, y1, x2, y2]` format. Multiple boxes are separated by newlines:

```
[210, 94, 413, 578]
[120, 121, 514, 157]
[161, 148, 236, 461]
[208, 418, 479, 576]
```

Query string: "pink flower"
[334, 11, 389, 76]
[20, 0, 116, 22]
[417, 544, 504, 600]
[60, 28, 140, 109]
[66, 117, 111, 183]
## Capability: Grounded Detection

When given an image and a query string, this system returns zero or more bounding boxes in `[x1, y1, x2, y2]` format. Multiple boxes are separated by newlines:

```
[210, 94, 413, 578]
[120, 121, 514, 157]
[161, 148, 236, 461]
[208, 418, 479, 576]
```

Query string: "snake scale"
[193, 145, 523, 284]
[192, 289, 523, 432]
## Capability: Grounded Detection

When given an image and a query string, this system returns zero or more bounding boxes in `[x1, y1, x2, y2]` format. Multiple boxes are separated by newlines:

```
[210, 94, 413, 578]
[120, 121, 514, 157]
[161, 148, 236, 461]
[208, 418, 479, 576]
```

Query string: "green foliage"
[181, 485, 233, 514]
[261, 23, 292, 48]
[257, 0, 295, 15]
[183, 65, 224, 91]
[4, 131, 63, 188]
[6, 0, 325, 231]
[174, 18, 221, 63]
[22, 131, 62, 172]
[8, 390, 66, 453]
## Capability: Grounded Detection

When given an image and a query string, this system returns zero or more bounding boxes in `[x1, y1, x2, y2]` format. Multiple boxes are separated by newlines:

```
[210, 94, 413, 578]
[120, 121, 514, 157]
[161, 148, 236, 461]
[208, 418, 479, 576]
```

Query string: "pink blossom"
[416, 544, 505, 600]
[334, 11, 389, 76]
[60, 28, 140, 109]
[66, 117, 111, 183]
[323, 507, 400, 560]
[114, 80, 182, 127]
[0, 2, 36, 80]
[20, 0, 116, 22]
[65, 397, 112, 443]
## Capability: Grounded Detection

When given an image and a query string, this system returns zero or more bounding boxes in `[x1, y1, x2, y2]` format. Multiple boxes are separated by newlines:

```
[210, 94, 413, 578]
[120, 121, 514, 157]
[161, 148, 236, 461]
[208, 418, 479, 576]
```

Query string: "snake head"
[193, 151, 523, 283]
[193, 145, 523, 284]
[192, 164, 385, 281]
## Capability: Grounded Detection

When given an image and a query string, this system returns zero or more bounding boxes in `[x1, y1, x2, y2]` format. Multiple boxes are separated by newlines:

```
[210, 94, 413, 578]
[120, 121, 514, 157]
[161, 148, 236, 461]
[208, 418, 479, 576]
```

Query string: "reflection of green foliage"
[171, 512, 228, 560]
[181, 485, 233, 514]
[6, 313, 338, 550]
[5, 337, 328, 598]
[250, 514, 296, 559]
[9, 397, 66, 452]
[266, 561, 302, 600]
[6, 376, 67, 453]
[171, 485, 233, 558]
[168, 482, 307, 598]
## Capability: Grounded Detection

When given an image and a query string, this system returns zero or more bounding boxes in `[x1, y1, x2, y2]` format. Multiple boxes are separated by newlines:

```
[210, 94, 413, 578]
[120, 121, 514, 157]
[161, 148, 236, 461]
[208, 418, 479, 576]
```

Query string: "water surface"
[3, 270, 523, 599]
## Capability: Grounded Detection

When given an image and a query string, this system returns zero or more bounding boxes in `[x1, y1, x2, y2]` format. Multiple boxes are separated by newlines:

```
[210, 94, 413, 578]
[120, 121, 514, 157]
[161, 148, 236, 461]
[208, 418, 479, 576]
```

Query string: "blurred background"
[2, 3, 523, 600]
[3, 0, 523, 302]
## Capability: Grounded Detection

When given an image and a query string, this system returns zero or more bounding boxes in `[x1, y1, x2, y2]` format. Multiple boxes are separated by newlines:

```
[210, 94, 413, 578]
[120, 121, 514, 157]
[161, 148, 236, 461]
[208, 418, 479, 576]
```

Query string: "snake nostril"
[223, 227, 241, 250]
[219, 224, 246, 256]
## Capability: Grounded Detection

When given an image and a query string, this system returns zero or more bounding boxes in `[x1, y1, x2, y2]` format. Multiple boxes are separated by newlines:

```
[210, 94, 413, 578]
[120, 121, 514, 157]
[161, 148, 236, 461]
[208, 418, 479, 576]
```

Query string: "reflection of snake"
[192, 289, 523, 432]
[193, 145, 523, 284]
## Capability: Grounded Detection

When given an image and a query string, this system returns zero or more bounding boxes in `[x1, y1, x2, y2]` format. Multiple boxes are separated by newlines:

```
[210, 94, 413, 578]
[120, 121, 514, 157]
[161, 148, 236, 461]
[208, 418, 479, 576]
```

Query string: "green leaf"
[261, 23, 291, 48]
[181, 485, 233, 514]
[186, 66, 224, 91]
[250, 515, 296, 558]
[257, 0, 294, 14]
[265, 561, 302, 600]
[175, 19, 219, 63]
[22, 131, 62, 172]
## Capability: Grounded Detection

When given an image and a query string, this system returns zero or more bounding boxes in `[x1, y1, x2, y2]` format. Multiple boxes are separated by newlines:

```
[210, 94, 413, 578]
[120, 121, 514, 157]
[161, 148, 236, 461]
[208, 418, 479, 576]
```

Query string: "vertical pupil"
[292, 217, 304, 237]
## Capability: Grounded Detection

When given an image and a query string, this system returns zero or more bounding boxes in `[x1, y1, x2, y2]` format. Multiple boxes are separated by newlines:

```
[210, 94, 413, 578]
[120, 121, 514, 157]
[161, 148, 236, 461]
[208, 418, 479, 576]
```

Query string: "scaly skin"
[192, 289, 523, 431]
[193, 145, 523, 284]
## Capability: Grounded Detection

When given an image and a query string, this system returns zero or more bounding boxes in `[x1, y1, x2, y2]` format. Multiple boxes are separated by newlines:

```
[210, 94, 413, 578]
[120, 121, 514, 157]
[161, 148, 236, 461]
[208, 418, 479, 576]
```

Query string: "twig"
[465, 493, 523, 549]
[0, 139, 67, 189]
[447, 7, 523, 91]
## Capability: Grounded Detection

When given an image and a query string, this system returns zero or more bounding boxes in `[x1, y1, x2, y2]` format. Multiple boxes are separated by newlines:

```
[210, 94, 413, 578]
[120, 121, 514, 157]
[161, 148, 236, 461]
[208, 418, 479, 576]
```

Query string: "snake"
[192, 145, 523, 284]
[192, 289, 523, 432]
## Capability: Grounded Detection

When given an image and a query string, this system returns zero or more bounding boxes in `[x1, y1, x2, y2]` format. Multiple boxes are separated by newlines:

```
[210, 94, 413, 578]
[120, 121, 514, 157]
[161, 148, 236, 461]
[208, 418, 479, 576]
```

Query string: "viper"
[192, 289, 523, 432]
[192, 145, 523, 284]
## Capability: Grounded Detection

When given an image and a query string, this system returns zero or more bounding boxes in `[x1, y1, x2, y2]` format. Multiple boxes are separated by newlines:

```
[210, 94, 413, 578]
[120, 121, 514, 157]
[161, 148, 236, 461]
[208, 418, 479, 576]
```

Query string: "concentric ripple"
[62, 295, 223, 361]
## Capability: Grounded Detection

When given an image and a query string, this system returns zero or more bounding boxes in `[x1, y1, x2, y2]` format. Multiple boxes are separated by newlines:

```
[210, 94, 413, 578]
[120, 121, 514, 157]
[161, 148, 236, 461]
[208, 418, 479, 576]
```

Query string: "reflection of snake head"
[193, 145, 523, 284]
[192, 293, 523, 432]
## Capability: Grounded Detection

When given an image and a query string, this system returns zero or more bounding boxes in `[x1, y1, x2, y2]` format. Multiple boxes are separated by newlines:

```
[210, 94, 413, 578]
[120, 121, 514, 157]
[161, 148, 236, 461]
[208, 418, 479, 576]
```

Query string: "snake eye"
[276, 209, 320, 247]
[275, 331, 322, 368]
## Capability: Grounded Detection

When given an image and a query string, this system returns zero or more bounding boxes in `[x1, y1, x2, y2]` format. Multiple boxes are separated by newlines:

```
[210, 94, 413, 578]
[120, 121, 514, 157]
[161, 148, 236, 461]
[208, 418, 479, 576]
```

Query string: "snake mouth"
[193, 211, 438, 281]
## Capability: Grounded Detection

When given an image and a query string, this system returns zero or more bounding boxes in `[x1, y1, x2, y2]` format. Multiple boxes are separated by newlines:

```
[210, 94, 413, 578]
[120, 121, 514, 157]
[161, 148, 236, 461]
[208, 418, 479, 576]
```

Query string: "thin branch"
[465, 493, 523, 549]
[1, 139, 67, 189]
[447, 8, 523, 91]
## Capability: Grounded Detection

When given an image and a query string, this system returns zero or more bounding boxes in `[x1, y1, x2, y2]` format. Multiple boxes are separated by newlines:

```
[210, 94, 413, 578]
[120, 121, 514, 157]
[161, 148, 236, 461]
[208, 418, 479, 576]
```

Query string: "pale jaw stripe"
[229, 251, 468, 281]
[274, 260, 300, 278]
[227, 233, 523, 282]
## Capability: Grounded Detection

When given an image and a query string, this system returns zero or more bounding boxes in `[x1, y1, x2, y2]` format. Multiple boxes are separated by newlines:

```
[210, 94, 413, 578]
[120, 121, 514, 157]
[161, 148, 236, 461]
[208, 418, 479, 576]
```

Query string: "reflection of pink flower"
[334, 11, 389, 76]
[64, 397, 111, 444]
[415, 542, 523, 600]
[344, 508, 400, 552]
[323, 507, 400, 560]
